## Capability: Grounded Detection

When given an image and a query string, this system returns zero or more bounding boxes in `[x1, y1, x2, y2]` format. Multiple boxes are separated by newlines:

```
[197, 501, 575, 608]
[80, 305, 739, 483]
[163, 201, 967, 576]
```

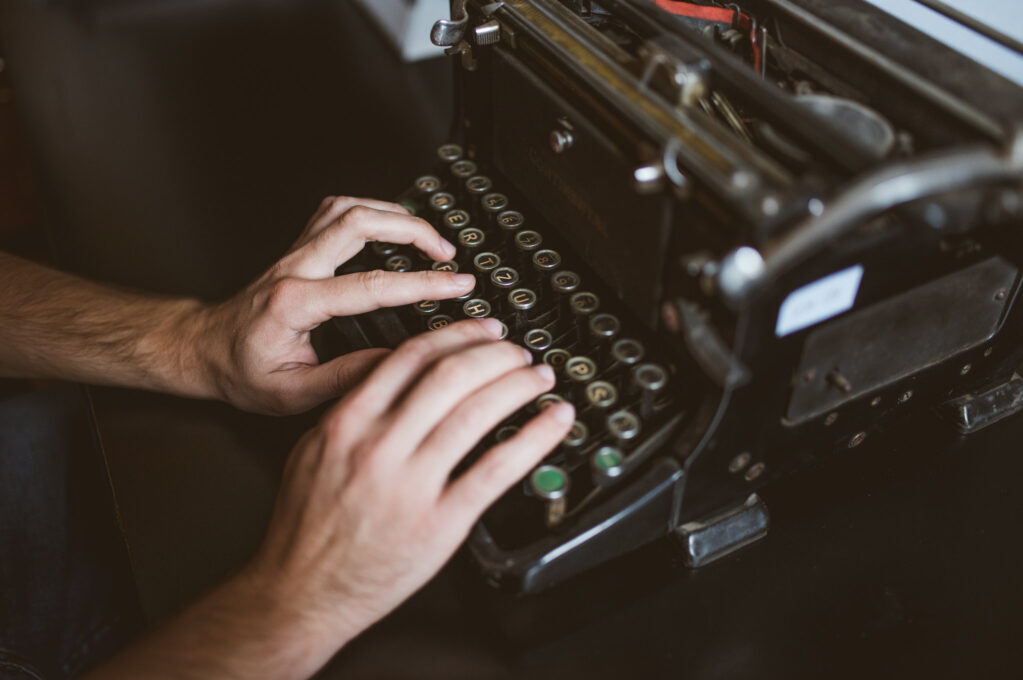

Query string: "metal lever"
[431, 0, 470, 47]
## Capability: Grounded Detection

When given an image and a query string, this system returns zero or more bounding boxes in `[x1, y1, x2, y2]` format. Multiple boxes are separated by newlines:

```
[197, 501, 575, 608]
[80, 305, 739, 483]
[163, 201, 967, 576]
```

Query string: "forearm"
[0, 252, 216, 398]
[85, 570, 351, 680]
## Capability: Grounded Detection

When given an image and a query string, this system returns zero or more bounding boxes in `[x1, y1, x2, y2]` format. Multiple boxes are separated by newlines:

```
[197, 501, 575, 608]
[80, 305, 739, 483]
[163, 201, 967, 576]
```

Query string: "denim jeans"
[0, 385, 140, 679]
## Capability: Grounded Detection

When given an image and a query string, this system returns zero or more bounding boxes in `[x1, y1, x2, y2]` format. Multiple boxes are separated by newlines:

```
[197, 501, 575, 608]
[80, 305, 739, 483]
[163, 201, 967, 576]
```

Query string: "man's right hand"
[238, 318, 575, 678]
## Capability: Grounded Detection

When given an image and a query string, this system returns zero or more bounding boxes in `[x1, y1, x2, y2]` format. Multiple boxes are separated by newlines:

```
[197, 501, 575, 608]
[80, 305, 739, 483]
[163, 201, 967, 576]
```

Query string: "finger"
[414, 364, 556, 486]
[273, 348, 392, 413]
[292, 196, 412, 252]
[282, 270, 476, 331]
[336, 318, 504, 421]
[285, 207, 456, 279]
[438, 402, 575, 526]
[372, 340, 535, 458]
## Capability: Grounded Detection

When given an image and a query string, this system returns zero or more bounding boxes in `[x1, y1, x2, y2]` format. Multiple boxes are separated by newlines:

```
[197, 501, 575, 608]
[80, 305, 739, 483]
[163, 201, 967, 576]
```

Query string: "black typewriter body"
[321, 0, 1023, 592]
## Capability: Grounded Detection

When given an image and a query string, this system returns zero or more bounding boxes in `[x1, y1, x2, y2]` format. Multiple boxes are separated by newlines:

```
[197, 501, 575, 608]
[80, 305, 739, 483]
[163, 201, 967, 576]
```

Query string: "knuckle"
[356, 268, 390, 297]
[266, 277, 303, 311]
[319, 195, 338, 209]
[341, 204, 375, 228]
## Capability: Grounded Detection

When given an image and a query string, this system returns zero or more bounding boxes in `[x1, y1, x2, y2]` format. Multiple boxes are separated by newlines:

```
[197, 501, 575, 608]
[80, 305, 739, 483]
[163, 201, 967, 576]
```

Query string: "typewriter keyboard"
[332, 144, 681, 550]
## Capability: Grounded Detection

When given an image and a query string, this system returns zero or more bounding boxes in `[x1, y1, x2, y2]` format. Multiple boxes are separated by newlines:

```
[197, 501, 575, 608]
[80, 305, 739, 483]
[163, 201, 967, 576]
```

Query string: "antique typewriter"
[321, 0, 1023, 592]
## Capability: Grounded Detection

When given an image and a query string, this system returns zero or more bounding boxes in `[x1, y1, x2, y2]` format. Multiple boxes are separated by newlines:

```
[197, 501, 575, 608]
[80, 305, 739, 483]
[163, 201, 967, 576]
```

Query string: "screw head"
[825, 412, 839, 426]
[744, 462, 766, 482]
[848, 431, 867, 448]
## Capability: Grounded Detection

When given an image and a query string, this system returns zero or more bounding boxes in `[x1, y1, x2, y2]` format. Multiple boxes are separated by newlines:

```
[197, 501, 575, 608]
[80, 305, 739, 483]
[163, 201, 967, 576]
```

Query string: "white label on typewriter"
[775, 265, 863, 337]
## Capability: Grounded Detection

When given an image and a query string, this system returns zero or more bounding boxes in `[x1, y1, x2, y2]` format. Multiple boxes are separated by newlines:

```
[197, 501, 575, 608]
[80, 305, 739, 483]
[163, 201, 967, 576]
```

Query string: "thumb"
[279, 348, 391, 413]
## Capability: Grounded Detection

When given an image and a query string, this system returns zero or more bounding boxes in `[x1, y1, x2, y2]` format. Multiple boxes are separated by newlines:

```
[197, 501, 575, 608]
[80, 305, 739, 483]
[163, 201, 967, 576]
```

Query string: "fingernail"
[441, 239, 457, 258]
[452, 273, 475, 289]
[521, 347, 535, 364]
[477, 317, 503, 337]
[533, 363, 554, 381]
[549, 402, 575, 425]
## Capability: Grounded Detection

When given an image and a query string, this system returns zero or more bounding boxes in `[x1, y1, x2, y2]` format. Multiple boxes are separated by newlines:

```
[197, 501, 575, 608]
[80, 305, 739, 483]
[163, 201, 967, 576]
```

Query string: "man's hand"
[0, 196, 475, 413]
[88, 319, 574, 680]
[194, 196, 475, 414]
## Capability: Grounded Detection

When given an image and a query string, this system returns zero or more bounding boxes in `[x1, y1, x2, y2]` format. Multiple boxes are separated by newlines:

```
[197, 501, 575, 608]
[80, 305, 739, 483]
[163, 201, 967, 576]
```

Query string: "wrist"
[144, 298, 223, 401]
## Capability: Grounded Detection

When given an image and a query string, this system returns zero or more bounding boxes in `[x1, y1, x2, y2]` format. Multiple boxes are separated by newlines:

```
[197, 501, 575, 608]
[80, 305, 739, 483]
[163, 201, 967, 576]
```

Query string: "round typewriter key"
[428, 192, 456, 215]
[399, 201, 417, 215]
[450, 159, 477, 179]
[385, 255, 412, 272]
[462, 298, 492, 319]
[414, 175, 441, 195]
[591, 446, 625, 482]
[524, 328, 553, 353]
[465, 175, 493, 197]
[611, 338, 645, 367]
[570, 291, 600, 316]
[531, 465, 570, 526]
[431, 260, 459, 273]
[532, 249, 562, 273]
[437, 143, 463, 164]
[535, 393, 566, 412]
[426, 314, 454, 331]
[607, 409, 641, 443]
[494, 425, 519, 443]
[585, 380, 619, 410]
[507, 288, 538, 328]
[551, 270, 581, 294]
[481, 192, 509, 216]
[457, 227, 485, 252]
[565, 356, 597, 384]
[530, 465, 569, 500]
[489, 266, 520, 294]
[497, 210, 525, 231]
[473, 252, 501, 274]
[514, 229, 543, 253]
[543, 348, 571, 373]
[412, 300, 440, 316]
[589, 314, 620, 343]
[371, 241, 398, 258]
[632, 362, 669, 419]
[563, 421, 588, 449]
[443, 209, 471, 231]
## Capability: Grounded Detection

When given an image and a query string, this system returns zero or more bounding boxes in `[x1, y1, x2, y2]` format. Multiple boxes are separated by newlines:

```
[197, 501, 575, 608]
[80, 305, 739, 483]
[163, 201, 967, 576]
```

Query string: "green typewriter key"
[443, 209, 471, 232]
[371, 242, 398, 258]
[585, 380, 619, 411]
[529, 465, 570, 527]
[462, 298, 492, 319]
[414, 175, 441, 196]
[631, 362, 669, 420]
[591, 446, 625, 484]
[426, 314, 454, 332]
[543, 348, 571, 374]
[412, 300, 440, 317]
[497, 210, 525, 232]
[385, 255, 412, 272]
[473, 252, 501, 275]
[523, 328, 553, 354]
[437, 143, 463, 164]
[607, 409, 641, 444]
